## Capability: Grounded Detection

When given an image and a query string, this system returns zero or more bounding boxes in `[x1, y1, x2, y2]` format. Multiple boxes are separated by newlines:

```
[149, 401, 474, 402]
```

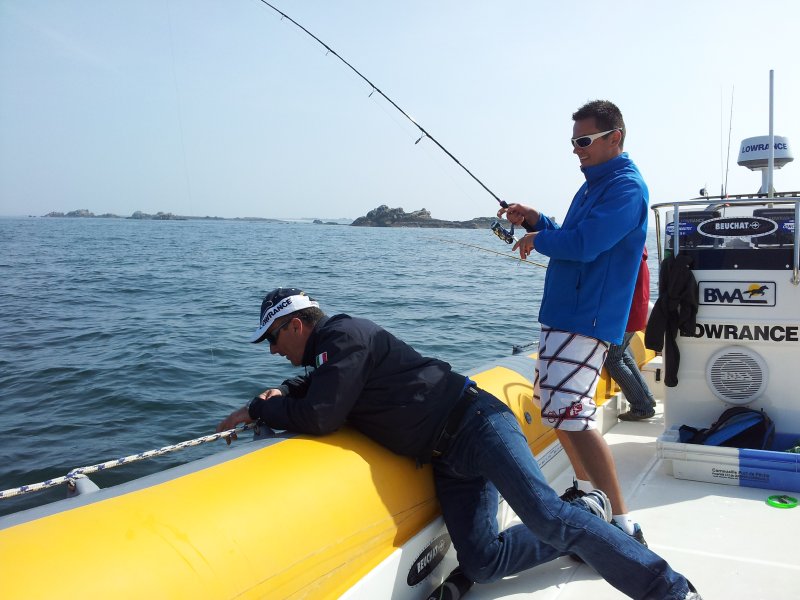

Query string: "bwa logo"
[699, 281, 776, 306]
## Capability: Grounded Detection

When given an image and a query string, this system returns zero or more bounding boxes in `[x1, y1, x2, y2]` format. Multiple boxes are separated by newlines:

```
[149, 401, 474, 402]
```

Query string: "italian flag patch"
[315, 352, 328, 367]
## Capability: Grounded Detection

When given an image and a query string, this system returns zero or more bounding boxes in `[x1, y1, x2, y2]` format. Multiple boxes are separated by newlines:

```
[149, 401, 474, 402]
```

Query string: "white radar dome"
[737, 135, 793, 170]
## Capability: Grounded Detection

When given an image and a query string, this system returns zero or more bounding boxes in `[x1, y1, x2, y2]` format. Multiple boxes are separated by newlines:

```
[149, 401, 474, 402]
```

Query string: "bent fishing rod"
[256, 0, 526, 244]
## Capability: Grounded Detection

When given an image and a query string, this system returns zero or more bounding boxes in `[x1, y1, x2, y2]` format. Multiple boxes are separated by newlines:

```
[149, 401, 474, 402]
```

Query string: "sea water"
[0, 217, 658, 516]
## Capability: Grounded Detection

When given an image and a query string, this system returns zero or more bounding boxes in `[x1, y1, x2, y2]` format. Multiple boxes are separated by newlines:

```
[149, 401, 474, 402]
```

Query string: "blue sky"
[2, 0, 800, 221]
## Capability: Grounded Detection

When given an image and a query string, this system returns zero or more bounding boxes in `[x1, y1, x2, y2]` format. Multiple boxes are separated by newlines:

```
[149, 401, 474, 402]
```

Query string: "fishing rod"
[723, 85, 734, 197]
[256, 0, 523, 244]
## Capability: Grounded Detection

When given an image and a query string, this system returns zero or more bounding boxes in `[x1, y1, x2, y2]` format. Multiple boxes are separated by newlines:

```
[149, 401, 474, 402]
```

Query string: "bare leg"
[556, 429, 628, 515]
[557, 431, 590, 481]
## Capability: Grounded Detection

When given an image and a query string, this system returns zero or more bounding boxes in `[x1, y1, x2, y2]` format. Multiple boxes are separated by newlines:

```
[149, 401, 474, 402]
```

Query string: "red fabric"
[626, 247, 650, 332]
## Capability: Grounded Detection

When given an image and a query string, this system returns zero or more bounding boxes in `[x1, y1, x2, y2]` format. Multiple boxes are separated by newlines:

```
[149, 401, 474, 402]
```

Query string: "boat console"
[652, 192, 800, 492]
[658, 194, 800, 271]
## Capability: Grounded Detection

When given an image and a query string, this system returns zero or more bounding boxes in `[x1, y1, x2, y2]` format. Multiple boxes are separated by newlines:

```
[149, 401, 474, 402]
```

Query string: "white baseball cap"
[250, 288, 319, 343]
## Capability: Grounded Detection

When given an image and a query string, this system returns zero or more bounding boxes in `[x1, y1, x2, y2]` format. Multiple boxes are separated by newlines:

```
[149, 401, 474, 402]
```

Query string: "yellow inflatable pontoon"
[0, 353, 625, 599]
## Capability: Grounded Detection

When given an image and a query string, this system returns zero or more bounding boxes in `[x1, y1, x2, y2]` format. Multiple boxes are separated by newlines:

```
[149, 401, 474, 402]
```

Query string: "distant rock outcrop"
[351, 205, 500, 229]
[40, 206, 503, 228]
[130, 211, 187, 220]
[44, 210, 190, 220]
[42, 209, 275, 221]
[44, 209, 100, 218]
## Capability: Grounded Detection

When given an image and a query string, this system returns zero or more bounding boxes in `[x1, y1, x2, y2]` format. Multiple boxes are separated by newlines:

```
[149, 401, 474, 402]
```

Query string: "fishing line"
[256, 1, 523, 244]
[427, 236, 548, 269]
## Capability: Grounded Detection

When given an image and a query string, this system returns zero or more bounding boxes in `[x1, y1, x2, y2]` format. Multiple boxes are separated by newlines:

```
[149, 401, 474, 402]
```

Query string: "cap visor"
[250, 325, 269, 343]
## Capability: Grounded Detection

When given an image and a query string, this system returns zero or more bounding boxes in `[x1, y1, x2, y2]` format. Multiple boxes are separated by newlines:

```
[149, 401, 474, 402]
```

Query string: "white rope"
[0, 423, 257, 500]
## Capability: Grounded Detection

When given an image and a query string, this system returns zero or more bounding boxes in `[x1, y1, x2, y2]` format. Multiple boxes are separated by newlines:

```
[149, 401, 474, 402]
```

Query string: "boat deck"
[467, 401, 799, 600]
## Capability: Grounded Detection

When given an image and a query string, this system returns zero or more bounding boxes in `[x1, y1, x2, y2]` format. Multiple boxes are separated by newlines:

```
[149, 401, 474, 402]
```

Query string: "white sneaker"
[578, 489, 612, 523]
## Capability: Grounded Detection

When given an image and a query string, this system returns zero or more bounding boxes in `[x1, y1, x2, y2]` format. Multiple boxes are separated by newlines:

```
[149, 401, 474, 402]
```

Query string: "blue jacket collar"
[581, 152, 631, 183]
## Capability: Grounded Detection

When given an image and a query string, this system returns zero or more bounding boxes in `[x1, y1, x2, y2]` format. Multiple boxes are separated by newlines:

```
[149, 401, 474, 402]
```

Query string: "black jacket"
[248, 314, 466, 462]
[644, 254, 699, 386]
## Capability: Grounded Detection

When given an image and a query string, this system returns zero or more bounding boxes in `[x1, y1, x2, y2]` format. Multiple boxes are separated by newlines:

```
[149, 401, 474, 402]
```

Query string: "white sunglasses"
[571, 129, 620, 148]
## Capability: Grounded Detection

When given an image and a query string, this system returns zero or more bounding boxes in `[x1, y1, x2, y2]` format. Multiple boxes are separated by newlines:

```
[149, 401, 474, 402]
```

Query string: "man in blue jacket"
[216, 287, 701, 599]
[499, 100, 649, 544]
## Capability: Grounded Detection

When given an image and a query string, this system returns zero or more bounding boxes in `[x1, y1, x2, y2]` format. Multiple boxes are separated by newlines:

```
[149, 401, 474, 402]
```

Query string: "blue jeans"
[606, 331, 655, 415]
[432, 388, 691, 599]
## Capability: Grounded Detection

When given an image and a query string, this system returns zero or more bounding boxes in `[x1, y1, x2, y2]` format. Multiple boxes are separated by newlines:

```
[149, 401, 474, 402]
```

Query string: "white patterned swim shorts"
[533, 325, 609, 431]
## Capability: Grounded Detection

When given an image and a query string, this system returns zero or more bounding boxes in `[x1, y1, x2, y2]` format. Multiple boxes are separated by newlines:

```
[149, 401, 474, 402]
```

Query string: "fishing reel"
[491, 220, 516, 244]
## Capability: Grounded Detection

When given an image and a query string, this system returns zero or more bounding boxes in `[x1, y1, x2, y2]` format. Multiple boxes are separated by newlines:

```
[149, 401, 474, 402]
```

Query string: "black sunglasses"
[264, 318, 292, 345]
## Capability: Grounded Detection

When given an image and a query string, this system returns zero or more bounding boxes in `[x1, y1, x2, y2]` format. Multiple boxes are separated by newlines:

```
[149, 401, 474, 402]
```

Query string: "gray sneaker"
[425, 567, 473, 600]
[578, 489, 613, 523]
[618, 410, 656, 421]
[612, 520, 649, 548]
[631, 523, 648, 547]
[568, 489, 612, 563]
[685, 581, 703, 599]
[559, 480, 586, 503]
